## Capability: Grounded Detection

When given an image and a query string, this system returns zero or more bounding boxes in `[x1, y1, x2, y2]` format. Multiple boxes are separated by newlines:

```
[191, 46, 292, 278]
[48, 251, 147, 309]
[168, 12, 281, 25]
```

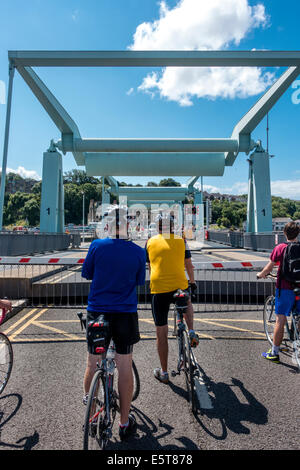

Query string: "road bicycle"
[77, 312, 140, 450]
[171, 289, 199, 413]
[0, 309, 13, 394]
[261, 274, 300, 370]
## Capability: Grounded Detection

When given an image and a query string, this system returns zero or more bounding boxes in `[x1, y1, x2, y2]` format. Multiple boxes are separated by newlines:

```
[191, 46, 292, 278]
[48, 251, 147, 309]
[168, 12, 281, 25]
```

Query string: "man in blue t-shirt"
[81, 206, 146, 440]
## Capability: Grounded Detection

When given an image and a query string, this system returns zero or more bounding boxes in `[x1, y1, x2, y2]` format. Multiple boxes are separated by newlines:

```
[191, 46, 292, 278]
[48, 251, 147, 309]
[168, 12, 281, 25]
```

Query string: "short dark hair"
[283, 221, 300, 240]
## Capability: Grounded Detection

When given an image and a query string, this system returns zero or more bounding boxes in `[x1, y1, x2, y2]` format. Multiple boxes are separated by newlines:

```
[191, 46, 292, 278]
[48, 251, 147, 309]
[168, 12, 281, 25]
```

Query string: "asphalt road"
[0, 304, 299, 451]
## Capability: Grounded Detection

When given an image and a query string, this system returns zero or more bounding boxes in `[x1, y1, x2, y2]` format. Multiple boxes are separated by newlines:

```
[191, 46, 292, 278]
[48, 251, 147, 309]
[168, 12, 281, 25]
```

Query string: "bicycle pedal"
[171, 370, 179, 377]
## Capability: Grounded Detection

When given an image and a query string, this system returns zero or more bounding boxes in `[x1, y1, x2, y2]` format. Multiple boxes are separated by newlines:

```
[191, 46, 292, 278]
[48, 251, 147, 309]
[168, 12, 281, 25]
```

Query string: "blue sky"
[0, 0, 299, 198]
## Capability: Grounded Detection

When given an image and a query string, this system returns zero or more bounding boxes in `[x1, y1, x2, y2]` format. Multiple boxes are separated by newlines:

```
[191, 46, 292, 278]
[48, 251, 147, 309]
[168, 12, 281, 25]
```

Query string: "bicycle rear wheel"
[83, 370, 108, 450]
[182, 330, 197, 413]
[0, 332, 13, 394]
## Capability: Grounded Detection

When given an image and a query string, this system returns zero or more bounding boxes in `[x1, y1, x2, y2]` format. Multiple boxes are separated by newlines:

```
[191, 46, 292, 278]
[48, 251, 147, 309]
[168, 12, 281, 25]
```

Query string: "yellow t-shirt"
[146, 234, 189, 294]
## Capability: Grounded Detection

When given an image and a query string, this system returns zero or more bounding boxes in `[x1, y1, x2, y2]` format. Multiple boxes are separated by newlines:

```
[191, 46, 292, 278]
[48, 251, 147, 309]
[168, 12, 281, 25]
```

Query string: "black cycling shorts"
[86, 311, 140, 355]
[151, 291, 178, 327]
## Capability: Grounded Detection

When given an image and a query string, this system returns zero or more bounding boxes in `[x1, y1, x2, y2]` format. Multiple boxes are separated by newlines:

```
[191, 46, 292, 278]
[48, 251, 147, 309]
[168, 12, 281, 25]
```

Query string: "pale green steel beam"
[59, 137, 239, 153]
[225, 66, 300, 166]
[16, 65, 85, 165]
[8, 50, 300, 67]
[85, 152, 225, 176]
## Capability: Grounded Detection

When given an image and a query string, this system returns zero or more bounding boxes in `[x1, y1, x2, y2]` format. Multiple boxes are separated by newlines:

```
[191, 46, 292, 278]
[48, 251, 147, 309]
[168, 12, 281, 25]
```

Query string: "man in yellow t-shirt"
[145, 213, 199, 384]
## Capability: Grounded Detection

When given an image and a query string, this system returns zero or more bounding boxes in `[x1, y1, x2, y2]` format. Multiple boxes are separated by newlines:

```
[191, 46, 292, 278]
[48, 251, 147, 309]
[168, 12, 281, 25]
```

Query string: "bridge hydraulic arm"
[225, 66, 300, 166]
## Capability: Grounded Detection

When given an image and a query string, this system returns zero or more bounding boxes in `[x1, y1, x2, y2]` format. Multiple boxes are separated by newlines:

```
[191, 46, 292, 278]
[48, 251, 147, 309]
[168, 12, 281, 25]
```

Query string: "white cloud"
[195, 179, 300, 200]
[129, 0, 274, 105]
[126, 87, 134, 96]
[7, 166, 41, 180]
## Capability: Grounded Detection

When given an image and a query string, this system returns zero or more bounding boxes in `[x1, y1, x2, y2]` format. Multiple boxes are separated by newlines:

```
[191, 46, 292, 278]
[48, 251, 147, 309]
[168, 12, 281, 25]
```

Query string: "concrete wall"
[0, 233, 71, 256]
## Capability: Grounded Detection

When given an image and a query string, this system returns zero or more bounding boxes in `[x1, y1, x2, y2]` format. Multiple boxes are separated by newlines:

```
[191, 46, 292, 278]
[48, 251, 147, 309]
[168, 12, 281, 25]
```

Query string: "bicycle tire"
[83, 370, 108, 450]
[182, 330, 197, 413]
[113, 359, 140, 402]
[0, 332, 13, 394]
[263, 296, 276, 346]
[291, 318, 300, 370]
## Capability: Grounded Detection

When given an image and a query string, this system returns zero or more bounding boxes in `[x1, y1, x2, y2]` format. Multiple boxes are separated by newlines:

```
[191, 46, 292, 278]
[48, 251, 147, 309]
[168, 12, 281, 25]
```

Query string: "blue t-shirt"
[81, 238, 146, 313]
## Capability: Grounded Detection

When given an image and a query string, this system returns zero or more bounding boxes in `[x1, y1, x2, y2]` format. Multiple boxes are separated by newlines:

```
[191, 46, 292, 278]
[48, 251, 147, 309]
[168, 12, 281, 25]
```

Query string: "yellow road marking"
[32, 321, 80, 340]
[9, 308, 48, 341]
[3, 308, 38, 335]
[194, 318, 266, 337]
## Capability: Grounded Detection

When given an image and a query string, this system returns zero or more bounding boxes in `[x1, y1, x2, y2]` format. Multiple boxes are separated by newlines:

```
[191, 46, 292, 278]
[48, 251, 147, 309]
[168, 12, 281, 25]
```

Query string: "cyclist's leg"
[115, 351, 134, 425]
[184, 299, 199, 347]
[151, 292, 173, 374]
[273, 289, 293, 348]
[183, 298, 194, 330]
[111, 313, 140, 427]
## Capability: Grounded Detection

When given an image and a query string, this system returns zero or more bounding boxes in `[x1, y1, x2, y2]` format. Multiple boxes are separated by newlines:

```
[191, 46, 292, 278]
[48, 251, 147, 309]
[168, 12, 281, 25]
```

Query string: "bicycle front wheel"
[291, 319, 300, 370]
[0, 332, 13, 394]
[83, 370, 108, 450]
[263, 296, 276, 346]
[182, 330, 197, 413]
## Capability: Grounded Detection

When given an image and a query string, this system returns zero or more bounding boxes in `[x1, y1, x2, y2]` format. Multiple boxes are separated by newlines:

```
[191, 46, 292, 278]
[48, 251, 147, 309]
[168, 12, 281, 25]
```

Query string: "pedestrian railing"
[0, 257, 275, 311]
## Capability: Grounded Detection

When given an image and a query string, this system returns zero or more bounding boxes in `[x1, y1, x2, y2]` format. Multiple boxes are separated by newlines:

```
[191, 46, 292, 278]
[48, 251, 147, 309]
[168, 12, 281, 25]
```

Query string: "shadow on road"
[0, 393, 39, 450]
[106, 405, 200, 451]
[193, 367, 268, 440]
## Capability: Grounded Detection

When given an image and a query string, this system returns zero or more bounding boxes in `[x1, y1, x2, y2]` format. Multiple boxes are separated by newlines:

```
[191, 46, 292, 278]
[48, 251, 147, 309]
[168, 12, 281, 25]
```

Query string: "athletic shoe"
[189, 331, 199, 348]
[119, 413, 137, 441]
[261, 349, 280, 363]
[82, 394, 89, 405]
[153, 367, 169, 384]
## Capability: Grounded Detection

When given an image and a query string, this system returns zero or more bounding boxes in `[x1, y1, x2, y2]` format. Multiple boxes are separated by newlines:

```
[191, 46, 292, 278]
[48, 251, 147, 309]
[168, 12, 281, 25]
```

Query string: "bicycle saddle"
[173, 289, 189, 307]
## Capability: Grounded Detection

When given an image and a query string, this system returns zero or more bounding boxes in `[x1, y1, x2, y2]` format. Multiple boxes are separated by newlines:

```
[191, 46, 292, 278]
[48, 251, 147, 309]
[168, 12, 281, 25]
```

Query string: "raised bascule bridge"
[0, 50, 299, 243]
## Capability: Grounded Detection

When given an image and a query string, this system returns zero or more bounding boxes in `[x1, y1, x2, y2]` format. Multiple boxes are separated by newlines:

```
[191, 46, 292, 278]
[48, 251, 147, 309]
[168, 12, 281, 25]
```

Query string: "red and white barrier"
[0, 257, 269, 269]
[0, 257, 85, 265]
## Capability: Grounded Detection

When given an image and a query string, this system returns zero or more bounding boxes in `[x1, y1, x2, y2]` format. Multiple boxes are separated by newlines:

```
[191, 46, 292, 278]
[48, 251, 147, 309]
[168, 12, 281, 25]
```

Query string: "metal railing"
[0, 257, 275, 312]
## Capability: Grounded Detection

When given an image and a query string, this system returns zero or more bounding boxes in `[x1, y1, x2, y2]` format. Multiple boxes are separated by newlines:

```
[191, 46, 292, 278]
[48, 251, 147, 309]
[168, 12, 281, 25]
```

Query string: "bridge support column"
[40, 149, 64, 233]
[246, 149, 272, 233]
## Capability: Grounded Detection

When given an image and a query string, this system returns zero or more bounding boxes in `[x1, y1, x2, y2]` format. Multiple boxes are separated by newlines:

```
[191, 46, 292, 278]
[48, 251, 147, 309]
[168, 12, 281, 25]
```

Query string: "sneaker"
[189, 330, 199, 348]
[262, 349, 280, 363]
[119, 413, 137, 441]
[82, 394, 89, 406]
[154, 367, 169, 384]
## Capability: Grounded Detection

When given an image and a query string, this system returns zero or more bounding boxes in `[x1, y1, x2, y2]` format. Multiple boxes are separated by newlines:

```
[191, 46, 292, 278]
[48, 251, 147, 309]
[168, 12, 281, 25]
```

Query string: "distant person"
[145, 212, 199, 384]
[257, 221, 300, 363]
[81, 206, 146, 440]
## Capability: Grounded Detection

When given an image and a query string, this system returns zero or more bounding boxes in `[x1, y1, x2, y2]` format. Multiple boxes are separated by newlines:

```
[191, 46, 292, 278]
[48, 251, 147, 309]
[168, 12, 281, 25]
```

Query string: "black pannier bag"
[87, 314, 109, 355]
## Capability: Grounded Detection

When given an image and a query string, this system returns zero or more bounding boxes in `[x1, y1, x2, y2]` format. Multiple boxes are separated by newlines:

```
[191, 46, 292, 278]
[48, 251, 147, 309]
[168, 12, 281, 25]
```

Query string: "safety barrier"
[0, 257, 275, 312]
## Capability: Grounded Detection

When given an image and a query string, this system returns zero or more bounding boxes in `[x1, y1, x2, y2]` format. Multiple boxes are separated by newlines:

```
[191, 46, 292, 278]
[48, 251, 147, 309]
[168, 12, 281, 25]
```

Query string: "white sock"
[120, 420, 129, 428]
[272, 345, 279, 355]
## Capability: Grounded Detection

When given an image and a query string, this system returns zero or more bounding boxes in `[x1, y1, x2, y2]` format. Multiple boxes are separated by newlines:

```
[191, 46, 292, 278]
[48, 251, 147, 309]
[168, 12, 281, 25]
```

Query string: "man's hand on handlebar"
[189, 282, 197, 299]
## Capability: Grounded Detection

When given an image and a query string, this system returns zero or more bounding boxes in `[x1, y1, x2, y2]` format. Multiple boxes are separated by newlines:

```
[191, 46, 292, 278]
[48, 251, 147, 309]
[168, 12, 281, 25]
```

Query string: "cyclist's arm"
[185, 257, 195, 283]
[257, 260, 276, 279]
[81, 242, 96, 280]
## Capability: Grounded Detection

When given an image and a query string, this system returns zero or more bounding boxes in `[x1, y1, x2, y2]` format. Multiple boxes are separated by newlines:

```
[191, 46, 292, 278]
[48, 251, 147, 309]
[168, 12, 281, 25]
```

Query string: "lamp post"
[82, 191, 85, 244]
